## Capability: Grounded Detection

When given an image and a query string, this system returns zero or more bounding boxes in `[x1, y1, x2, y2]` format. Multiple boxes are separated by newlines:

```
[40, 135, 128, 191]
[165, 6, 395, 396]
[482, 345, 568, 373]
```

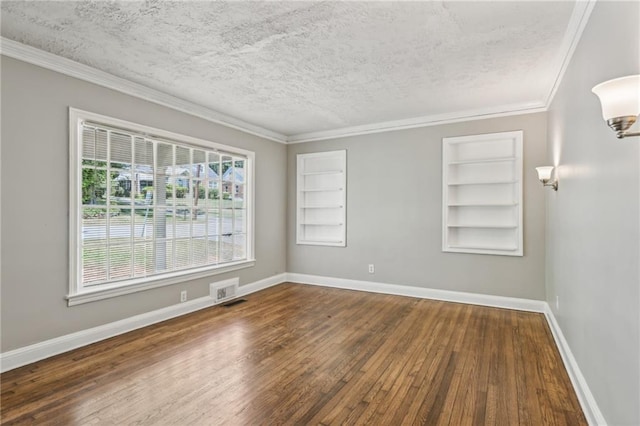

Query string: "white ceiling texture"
[1, 1, 589, 143]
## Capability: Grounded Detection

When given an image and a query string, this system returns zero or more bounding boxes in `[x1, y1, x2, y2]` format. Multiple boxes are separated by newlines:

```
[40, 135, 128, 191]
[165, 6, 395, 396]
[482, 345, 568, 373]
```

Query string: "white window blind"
[69, 109, 254, 302]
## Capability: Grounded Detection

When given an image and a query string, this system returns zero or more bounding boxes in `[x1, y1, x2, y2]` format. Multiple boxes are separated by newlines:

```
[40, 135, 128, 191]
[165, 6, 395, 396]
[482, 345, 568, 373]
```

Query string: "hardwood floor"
[1, 283, 586, 425]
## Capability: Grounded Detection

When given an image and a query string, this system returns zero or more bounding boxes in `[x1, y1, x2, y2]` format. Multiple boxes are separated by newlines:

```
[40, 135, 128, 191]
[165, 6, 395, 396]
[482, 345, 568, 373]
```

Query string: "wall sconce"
[592, 75, 640, 139]
[536, 166, 558, 191]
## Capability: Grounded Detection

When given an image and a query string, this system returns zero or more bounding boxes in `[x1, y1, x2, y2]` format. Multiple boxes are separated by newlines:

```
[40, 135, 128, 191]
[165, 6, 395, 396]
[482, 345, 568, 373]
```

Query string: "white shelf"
[302, 239, 345, 245]
[301, 187, 343, 192]
[302, 170, 343, 176]
[448, 202, 518, 207]
[297, 150, 347, 247]
[448, 244, 518, 251]
[448, 156, 516, 165]
[447, 224, 517, 229]
[442, 131, 523, 257]
[448, 180, 517, 186]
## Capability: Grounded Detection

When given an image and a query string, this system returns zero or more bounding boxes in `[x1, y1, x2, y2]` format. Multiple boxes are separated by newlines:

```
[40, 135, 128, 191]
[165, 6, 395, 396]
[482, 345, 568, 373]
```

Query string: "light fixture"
[592, 75, 640, 139]
[536, 166, 558, 191]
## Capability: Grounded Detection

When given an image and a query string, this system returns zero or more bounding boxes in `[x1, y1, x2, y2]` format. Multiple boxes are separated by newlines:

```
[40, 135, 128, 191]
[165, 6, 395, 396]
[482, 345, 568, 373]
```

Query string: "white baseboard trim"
[237, 273, 287, 297]
[286, 272, 547, 312]
[543, 306, 607, 426]
[0, 273, 287, 373]
[0, 271, 605, 426]
[287, 273, 605, 425]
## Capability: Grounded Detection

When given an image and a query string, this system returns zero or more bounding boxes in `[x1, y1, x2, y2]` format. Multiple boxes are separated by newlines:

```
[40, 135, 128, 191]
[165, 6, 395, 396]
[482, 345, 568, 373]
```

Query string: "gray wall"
[0, 57, 287, 352]
[287, 113, 548, 300]
[545, 2, 639, 425]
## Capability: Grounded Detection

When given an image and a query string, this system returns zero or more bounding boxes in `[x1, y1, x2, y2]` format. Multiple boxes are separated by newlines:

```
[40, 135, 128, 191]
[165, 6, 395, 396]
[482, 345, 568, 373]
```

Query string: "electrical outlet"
[555, 295, 559, 310]
[368, 264, 375, 274]
[180, 290, 187, 303]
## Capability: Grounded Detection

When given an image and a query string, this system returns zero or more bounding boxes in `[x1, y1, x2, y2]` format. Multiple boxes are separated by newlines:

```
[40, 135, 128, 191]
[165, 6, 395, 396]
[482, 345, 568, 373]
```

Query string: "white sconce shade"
[535, 166, 554, 181]
[536, 166, 558, 191]
[592, 75, 640, 120]
[592, 75, 640, 138]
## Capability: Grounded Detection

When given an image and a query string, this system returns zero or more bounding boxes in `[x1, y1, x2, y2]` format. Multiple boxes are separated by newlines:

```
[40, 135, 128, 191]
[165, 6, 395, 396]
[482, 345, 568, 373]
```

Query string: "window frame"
[68, 108, 255, 306]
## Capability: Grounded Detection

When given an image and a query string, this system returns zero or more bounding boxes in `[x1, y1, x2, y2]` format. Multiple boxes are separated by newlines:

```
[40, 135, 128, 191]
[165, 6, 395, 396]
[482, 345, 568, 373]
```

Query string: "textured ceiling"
[1, 1, 576, 137]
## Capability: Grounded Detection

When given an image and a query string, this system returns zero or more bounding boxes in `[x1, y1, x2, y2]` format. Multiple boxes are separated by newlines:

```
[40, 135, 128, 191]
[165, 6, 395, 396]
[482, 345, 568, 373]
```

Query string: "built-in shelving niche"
[297, 150, 346, 246]
[442, 131, 523, 256]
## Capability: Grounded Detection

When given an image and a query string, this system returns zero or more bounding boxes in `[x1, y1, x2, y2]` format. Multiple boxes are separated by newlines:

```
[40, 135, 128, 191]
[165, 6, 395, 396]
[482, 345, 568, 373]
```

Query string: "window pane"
[159, 175, 173, 207]
[234, 184, 245, 202]
[176, 146, 190, 169]
[91, 128, 108, 162]
[82, 168, 108, 206]
[220, 235, 234, 262]
[207, 237, 219, 264]
[192, 237, 207, 266]
[221, 156, 233, 182]
[82, 127, 97, 160]
[133, 208, 154, 241]
[207, 210, 220, 236]
[157, 143, 173, 174]
[192, 179, 205, 204]
[234, 209, 246, 234]
[221, 209, 233, 235]
[134, 242, 153, 277]
[175, 238, 190, 269]
[233, 234, 246, 260]
[154, 208, 174, 240]
[193, 210, 206, 237]
[175, 210, 191, 238]
[82, 207, 107, 242]
[110, 132, 132, 165]
[110, 244, 133, 281]
[154, 239, 173, 273]
[83, 244, 107, 284]
[193, 150, 206, 166]
[135, 138, 153, 166]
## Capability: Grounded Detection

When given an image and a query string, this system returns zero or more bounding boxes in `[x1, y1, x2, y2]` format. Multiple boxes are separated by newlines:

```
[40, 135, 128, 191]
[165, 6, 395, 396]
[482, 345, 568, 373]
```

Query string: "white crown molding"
[544, 0, 597, 108]
[1, 0, 594, 147]
[0, 37, 288, 144]
[286, 273, 547, 312]
[286, 103, 547, 144]
[0, 273, 286, 373]
[543, 305, 607, 426]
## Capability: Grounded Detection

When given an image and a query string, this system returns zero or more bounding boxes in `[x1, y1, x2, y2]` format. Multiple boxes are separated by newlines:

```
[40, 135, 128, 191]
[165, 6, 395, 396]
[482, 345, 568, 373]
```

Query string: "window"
[68, 108, 254, 305]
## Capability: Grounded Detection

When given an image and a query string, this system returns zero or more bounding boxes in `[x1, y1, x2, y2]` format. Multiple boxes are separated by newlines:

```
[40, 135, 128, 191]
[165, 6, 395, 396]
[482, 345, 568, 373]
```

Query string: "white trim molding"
[287, 104, 546, 144]
[1, 0, 597, 148]
[0, 272, 607, 426]
[0, 37, 287, 144]
[543, 306, 607, 426]
[0, 273, 286, 373]
[286, 273, 547, 312]
[287, 273, 605, 425]
[543, 0, 597, 108]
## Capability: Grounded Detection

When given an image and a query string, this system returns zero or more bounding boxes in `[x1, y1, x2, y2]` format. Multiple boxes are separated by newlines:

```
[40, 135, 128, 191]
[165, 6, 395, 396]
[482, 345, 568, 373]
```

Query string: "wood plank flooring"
[1, 283, 586, 425]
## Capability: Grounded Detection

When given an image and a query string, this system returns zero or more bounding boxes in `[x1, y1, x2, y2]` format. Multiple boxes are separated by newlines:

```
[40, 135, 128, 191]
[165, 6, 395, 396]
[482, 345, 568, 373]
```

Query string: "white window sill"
[66, 260, 256, 306]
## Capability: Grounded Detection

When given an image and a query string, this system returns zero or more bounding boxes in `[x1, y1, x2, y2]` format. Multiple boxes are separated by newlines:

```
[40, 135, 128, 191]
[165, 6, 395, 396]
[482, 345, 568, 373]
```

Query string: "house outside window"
[68, 108, 255, 305]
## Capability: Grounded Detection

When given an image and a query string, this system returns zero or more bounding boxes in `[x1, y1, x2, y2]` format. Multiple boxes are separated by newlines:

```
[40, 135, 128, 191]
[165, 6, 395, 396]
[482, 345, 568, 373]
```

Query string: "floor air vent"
[210, 278, 239, 303]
